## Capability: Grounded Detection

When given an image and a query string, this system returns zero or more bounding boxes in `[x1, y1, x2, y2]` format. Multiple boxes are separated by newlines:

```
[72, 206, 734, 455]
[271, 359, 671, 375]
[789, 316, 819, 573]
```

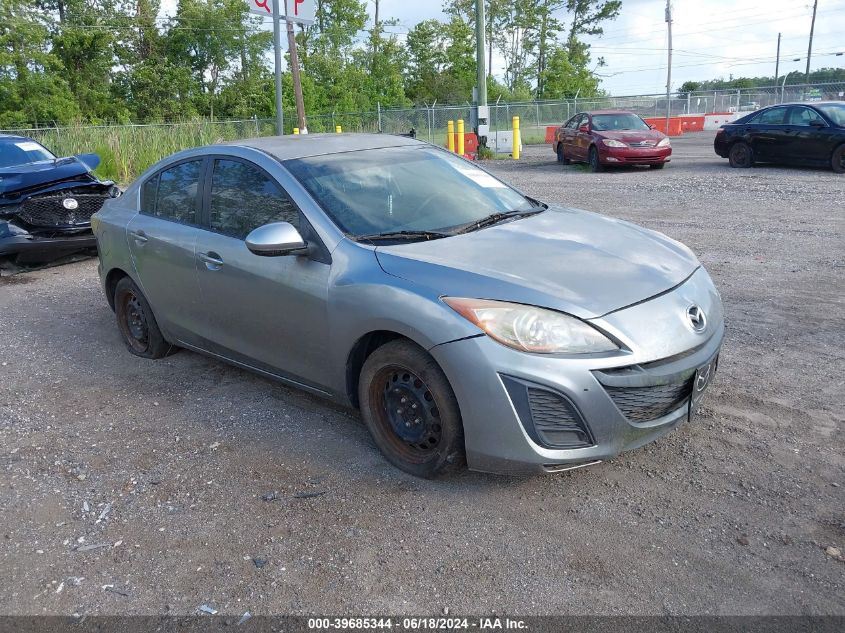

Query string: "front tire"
[556, 143, 570, 164]
[114, 277, 174, 359]
[589, 146, 603, 172]
[832, 144, 845, 174]
[358, 340, 465, 478]
[728, 141, 754, 168]
[649, 163, 665, 170]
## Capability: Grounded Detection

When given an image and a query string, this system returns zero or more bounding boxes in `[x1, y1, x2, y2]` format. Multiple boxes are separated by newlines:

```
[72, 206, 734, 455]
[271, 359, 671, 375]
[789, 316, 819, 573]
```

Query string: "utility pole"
[272, 0, 284, 135]
[475, 0, 489, 145]
[805, 0, 818, 83]
[665, 0, 672, 132]
[286, 13, 307, 133]
[775, 32, 781, 87]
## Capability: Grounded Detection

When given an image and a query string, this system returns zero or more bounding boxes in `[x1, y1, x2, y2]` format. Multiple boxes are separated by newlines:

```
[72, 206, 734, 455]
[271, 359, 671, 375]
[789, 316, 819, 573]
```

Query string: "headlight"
[657, 137, 671, 147]
[602, 139, 627, 148]
[442, 298, 618, 354]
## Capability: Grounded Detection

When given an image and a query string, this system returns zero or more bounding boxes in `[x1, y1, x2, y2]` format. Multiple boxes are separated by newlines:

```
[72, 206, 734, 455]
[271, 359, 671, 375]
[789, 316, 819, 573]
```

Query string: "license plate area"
[689, 353, 719, 420]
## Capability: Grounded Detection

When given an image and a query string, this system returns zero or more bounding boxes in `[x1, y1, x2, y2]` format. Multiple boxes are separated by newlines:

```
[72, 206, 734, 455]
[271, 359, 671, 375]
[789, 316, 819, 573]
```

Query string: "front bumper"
[0, 226, 96, 263]
[600, 145, 672, 165]
[430, 267, 724, 475]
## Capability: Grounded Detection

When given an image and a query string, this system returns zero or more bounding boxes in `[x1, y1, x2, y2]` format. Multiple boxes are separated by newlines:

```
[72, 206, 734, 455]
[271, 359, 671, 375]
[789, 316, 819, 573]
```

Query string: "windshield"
[0, 139, 55, 168]
[285, 145, 537, 237]
[591, 114, 650, 131]
[816, 103, 845, 126]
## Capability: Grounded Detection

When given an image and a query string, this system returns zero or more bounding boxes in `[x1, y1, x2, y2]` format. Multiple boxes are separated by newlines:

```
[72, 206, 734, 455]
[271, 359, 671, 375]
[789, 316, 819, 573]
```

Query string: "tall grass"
[4, 119, 547, 185]
[9, 120, 278, 185]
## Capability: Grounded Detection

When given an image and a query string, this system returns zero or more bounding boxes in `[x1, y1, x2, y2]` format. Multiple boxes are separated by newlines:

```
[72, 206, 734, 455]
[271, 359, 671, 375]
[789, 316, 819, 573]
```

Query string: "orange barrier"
[679, 115, 705, 132]
[643, 117, 684, 136]
[545, 126, 558, 143]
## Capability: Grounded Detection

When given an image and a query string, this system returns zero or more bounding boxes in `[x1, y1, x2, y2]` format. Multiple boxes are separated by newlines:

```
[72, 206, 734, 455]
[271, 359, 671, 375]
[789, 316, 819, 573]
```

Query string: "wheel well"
[104, 268, 130, 311]
[346, 330, 409, 409]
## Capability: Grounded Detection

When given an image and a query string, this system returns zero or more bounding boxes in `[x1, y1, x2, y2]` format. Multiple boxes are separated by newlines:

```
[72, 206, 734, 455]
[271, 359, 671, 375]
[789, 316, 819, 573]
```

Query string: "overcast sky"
[373, 0, 845, 95]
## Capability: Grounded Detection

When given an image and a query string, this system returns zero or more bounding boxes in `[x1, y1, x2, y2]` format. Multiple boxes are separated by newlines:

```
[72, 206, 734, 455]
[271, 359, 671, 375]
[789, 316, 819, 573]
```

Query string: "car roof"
[762, 101, 841, 108]
[584, 110, 639, 115]
[226, 133, 425, 161]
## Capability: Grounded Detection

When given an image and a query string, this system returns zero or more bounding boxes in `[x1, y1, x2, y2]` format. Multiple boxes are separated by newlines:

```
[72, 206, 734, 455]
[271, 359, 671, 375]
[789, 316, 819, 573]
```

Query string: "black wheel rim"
[119, 291, 149, 353]
[371, 366, 443, 462]
[591, 149, 598, 168]
[733, 144, 749, 166]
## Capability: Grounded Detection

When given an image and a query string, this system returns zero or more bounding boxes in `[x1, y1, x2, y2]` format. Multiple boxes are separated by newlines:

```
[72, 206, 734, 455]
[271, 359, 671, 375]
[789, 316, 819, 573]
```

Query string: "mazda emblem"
[686, 305, 707, 332]
[63, 198, 79, 210]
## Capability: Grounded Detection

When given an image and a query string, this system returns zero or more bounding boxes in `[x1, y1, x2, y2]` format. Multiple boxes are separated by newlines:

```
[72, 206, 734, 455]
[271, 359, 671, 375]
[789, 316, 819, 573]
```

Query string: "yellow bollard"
[293, 127, 300, 135]
[335, 125, 342, 133]
[512, 116, 520, 160]
[447, 120, 455, 152]
[457, 119, 465, 156]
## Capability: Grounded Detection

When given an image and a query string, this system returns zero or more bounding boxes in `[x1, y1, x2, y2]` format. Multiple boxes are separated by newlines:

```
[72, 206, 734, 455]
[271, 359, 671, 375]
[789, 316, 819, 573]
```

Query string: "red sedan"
[554, 110, 672, 172]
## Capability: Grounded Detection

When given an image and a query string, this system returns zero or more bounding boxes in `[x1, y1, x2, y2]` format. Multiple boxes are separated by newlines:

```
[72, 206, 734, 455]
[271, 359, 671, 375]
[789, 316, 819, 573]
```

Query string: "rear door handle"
[130, 230, 148, 244]
[199, 251, 224, 269]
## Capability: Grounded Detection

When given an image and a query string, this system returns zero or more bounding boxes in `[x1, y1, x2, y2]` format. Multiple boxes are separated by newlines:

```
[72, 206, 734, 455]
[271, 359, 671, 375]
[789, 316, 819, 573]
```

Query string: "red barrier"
[446, 132, 479, 155]
[545, 126, 558, 143]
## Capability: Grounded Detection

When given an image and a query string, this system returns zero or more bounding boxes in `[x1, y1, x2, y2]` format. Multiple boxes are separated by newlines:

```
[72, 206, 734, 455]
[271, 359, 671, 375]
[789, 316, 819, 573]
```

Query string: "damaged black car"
[0, 134, 119, 271]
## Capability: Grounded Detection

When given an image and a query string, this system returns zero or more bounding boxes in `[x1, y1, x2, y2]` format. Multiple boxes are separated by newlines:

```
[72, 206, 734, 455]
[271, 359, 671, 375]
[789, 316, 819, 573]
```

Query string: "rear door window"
[209, 159, 299, 239]
[145, 160, 202, 224]
[754, 107, 787, 125]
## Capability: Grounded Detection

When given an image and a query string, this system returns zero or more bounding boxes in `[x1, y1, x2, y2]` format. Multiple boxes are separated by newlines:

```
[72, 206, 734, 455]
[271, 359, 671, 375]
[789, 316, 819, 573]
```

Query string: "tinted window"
[210, 159, 298, 239]
[140, 174, 159, 214]
[787, 106, 825, 126]
[151, 160, 201, 224]
[754, 108, 787, 125]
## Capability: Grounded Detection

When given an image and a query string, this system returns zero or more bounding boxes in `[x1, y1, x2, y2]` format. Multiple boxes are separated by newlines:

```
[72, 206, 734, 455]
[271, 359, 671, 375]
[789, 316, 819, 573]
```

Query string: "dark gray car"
[93, 134, 724, 477]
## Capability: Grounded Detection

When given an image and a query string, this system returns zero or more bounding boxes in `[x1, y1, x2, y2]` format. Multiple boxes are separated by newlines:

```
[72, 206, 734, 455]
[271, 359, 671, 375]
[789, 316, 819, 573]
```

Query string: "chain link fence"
[3, 81, 842, 180]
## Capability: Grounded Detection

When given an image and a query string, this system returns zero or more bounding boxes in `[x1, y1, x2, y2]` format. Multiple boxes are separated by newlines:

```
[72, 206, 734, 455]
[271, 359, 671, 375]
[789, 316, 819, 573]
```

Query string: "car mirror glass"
[245, 222, 307, 257]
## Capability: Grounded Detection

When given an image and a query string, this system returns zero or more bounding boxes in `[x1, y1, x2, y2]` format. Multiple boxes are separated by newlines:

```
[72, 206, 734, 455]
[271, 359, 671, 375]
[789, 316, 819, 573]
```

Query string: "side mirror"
[245, 222, 307, 257]
[648, 124, 657, 130]
[578, 124, 591, 133]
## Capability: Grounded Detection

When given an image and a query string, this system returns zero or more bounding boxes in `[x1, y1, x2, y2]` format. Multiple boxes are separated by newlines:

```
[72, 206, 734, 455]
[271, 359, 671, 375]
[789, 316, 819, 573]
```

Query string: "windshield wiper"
[454, 208, 543, 235]
[354, 229, 452, 242]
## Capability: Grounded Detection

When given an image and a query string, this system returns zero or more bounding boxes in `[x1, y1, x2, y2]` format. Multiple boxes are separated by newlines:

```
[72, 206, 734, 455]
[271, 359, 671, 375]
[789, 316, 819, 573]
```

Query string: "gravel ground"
[1, 132, 843, 617]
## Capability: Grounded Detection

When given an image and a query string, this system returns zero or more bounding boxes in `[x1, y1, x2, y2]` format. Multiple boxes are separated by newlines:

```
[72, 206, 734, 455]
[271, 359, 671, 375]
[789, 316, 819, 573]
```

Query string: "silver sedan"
[92, 134, 724, 477]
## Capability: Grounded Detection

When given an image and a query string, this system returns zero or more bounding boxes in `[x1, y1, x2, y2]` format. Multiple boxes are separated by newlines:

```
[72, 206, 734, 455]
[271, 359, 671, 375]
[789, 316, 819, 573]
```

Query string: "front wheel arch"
[104, 268, 131, 311]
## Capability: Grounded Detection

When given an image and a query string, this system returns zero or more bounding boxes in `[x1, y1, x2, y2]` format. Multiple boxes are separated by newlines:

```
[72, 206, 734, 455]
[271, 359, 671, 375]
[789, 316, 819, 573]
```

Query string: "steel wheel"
[373, 366, 443, 461]
[832, 144, 845, 174]
[589, 146, 603, 172]
[358, 340, 465, 477]
[117, 288, 150, 353]
[113, 276, 174, 359]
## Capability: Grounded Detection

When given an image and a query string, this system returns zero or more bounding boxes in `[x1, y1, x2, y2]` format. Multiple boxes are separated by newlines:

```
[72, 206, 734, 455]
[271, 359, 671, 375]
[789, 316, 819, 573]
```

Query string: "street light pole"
[805, 0, 818, 83]
[271, 0, 284, 135]
[665, 0, 673, 132]
[774, 32, 781, 87]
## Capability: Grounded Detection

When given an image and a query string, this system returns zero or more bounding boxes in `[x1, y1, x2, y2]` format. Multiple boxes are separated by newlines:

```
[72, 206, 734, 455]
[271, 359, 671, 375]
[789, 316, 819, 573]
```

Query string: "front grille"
[623, 155, 661, 162]
[628, 141, 656, 148]
[17, 193, 107, 228]
[604, 378, 692, 422]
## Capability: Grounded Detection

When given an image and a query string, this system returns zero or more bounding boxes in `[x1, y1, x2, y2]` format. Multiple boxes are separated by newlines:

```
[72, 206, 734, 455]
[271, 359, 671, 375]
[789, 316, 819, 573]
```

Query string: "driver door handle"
[130, 230, 148, 244]
[199, 251, 224, 269]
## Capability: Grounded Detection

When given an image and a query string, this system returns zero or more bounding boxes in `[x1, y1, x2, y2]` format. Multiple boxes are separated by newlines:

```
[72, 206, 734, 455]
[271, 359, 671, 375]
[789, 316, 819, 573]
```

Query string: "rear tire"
[728, 141, 754, 168]
[589, 146, 603, 172]
[358, 340, 465, 478]
[832, 144, 845, 174]
[556, 143, 570, 165]
[114, 277, 174, 359]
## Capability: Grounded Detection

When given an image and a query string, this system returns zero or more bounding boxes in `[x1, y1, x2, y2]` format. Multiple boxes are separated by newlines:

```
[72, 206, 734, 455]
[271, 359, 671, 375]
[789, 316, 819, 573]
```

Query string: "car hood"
[374, 206, 699, 319]
[595, 130, 665, 143]
[0, 153, 100, 196]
